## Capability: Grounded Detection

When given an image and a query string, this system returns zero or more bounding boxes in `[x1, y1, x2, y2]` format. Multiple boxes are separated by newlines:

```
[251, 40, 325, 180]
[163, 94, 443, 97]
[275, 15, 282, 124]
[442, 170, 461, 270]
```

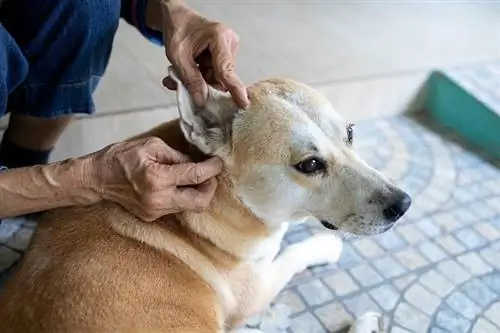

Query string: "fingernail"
[240, 99, 250, 109]
[205, 157, 223, 172]
[207, 156, 223, 167]
[240, 89, 250, 108]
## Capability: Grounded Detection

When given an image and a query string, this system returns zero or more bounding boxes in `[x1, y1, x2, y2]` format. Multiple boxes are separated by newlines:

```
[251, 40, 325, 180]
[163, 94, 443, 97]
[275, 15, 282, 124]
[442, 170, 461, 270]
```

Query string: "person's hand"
[88, 137, 223, 221]
[160, 1, 249, 108]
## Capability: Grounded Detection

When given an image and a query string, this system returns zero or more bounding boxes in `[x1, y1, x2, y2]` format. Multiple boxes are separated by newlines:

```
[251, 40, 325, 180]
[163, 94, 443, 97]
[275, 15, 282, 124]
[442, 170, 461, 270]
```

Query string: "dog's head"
[169, 68, 411, 236]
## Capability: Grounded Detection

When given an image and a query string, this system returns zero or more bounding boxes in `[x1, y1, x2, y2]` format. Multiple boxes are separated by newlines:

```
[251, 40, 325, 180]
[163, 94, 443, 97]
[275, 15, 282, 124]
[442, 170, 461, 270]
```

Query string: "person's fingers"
[196, 49, 227, 90]
[198, 66, 227, 91]
[163, 71, 226, 92]
[212, 82, 228, 92]
[199, 66, 215, 83]
[210, 39, 249, 108]
[195, 49, 213, 67]
[172, 177, 218, 211]
[171, 52, 208, 107]
[167, 157, 223, 186]
[230, 32, 240, 55]
[142, 137, 192, 164]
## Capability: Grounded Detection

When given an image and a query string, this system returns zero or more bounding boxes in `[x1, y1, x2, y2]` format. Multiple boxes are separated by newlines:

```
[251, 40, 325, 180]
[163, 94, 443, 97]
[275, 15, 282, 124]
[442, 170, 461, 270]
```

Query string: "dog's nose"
[383, 192, 412, 222]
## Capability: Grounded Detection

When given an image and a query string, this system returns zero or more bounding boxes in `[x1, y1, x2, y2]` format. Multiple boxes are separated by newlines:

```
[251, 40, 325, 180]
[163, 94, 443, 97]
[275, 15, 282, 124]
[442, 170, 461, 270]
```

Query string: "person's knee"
[2, 0, 121, 48]
[0, 0, 120, 120]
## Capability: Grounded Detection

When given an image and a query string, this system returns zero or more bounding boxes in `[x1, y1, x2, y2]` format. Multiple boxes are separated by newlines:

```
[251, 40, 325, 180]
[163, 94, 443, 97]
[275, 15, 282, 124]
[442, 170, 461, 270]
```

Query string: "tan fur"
[0, 118, 293, 333]
[0, 77, 409, 333]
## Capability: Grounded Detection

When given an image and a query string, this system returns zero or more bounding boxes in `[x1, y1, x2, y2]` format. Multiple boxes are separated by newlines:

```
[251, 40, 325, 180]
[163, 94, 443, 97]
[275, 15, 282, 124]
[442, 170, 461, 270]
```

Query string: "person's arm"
[121, 0, 249, 108]
[144, 0, 189, 32]
[120, 0, 185, 46]
[0, 138, 222, 221]
[0, 158, 98, 219]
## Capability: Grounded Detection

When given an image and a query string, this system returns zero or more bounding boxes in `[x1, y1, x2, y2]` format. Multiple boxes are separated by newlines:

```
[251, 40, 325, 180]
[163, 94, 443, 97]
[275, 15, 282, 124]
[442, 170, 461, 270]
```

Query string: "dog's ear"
[168, 66, 237, 155]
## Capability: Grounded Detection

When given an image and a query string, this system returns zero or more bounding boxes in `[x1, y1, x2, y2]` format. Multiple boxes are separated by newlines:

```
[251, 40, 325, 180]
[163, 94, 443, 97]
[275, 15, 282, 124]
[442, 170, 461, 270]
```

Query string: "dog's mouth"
[320, 220, 338, 231]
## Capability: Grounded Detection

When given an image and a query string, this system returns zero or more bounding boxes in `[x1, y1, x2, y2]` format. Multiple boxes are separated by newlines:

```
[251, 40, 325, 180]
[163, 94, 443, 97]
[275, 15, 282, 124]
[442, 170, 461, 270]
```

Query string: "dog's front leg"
[348, 311, 385, 333]
[253, 235, 384, 333]
[256, 233, 343, 311]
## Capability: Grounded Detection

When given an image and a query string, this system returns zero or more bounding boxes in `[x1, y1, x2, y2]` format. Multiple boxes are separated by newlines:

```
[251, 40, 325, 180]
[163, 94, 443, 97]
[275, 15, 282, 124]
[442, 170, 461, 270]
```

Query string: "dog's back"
[0, 202, 221, 333]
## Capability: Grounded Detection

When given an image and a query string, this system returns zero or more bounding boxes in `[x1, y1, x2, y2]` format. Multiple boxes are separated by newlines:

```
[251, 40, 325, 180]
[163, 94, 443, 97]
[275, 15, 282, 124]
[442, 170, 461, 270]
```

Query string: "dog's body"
[0, 72, 410, 333]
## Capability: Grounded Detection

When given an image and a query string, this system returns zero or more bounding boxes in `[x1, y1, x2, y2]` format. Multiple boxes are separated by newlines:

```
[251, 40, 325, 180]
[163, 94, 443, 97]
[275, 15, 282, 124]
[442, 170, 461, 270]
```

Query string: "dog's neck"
[142, 119, 286, 261]
[175, 172, 286, 261]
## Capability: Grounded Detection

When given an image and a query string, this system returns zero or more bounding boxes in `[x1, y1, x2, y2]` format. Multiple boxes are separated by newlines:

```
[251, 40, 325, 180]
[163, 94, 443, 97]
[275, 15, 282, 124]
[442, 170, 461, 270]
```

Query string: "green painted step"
[424, 63, 500, 159]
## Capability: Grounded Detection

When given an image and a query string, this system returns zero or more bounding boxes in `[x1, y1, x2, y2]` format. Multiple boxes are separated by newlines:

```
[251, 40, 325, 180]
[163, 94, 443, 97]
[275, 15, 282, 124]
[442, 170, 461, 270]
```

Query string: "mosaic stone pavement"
[1, 114, 500, 332]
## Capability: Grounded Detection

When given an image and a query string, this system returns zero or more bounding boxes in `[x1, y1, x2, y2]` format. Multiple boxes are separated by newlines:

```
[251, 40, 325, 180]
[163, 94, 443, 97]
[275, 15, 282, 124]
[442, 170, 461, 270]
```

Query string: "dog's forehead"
[246, 79, 346, 139]
[231, 79, 348, 165]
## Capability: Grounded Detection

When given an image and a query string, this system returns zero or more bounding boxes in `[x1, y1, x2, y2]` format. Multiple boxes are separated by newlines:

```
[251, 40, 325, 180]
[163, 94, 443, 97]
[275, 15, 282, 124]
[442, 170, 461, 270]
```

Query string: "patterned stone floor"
[1, 114, 500, 333]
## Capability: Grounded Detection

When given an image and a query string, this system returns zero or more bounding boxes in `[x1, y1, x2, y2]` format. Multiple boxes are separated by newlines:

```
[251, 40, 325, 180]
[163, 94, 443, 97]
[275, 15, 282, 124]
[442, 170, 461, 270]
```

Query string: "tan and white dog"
[0, 68, 411, 333]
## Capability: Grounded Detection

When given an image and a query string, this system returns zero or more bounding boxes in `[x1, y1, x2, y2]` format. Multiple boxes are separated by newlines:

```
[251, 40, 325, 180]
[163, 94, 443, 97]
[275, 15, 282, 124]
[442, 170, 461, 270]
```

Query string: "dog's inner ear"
[168, 67, 237, 155]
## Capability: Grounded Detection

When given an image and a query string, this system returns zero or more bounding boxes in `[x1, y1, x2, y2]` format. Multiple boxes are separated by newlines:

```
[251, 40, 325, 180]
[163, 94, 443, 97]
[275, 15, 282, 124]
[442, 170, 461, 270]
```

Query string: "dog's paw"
[348, 311, 384, 333]
[293, 233, 343, 267]
[311, 233, 343, 265]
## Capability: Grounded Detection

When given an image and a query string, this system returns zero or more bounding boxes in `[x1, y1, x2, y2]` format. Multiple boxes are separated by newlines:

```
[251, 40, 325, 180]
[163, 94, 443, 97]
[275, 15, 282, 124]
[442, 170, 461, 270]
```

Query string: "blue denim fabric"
[0, 0, 166, 286]
[0, 0, 121, 118]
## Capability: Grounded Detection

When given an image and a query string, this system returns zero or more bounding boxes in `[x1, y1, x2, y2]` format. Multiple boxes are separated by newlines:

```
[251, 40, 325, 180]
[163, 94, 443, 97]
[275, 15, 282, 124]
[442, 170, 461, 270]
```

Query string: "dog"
[0, 68, 411, 333]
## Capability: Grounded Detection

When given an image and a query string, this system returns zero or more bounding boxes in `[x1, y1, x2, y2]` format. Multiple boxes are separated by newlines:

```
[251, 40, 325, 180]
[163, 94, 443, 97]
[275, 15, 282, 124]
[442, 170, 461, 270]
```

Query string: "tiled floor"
[1, 113, 499, 332]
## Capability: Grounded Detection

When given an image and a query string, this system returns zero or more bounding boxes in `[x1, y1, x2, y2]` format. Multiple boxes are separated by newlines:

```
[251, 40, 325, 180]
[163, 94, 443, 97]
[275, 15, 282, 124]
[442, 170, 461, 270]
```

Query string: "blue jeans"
[0, 0, 162, 282]
[0, 0, 155, 118]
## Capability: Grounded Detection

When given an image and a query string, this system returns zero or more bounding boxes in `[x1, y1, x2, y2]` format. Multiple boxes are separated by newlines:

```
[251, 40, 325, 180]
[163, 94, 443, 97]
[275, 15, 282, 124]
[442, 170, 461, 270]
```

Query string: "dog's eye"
[294, 158, 326, 174]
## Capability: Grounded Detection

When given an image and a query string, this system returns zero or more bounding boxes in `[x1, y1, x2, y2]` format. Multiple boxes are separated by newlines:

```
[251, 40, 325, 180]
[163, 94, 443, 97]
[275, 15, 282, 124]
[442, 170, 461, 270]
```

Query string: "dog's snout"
[382, 191, 411, 222]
